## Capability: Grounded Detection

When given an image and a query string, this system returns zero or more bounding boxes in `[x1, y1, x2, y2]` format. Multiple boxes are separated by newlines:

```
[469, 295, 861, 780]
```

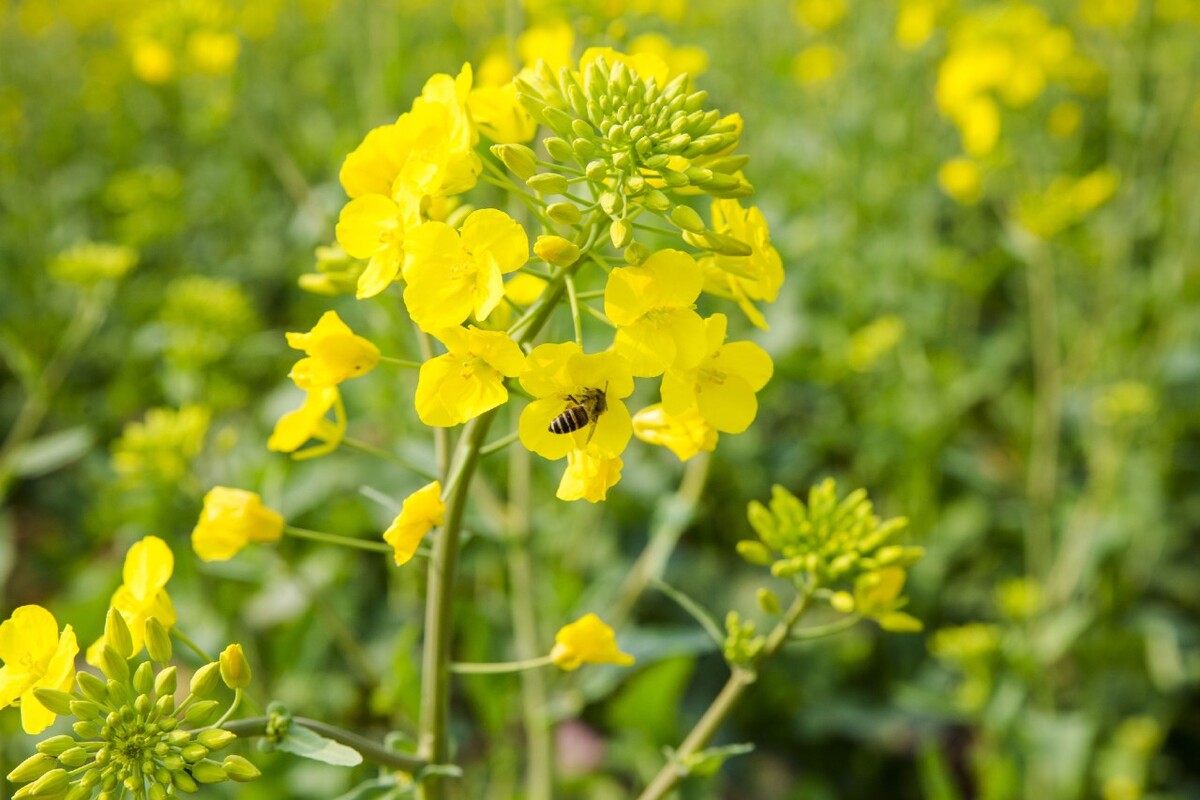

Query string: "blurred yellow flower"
[267, 385, 346, 459]
[88, 537, 177, 666]
[415, 326, 526, 426]
[286, 310, 380, 390]
[896, 0, 949, 49]
[956, 95, 1001, 157]
[793, 0, 846, 31]
[792, 44, 845, 85]
[1048, 100, 1083, 138]
[186, 30, 239, 76]
[632, 403, 717, 461]
[604, 249, 706, 377]
[49, 241, 138, 285]
[383, 481, 445, 565]
[468, 80, 537, 144]
[848, 315, 906, 372]
[557, 450, 623, 502]
[132, 39, 175, 84]
[402, 208, 529, 331]
[662, 314, 773, 434]
[191, 487, 285, 562]
[579, 46, 670, 84]
[628, 33, 709, 78]
[1017, 167, 1119, 237]
[937, 157, 983, 205]
[518, 343, 635, 461]
[0, 606, 78, 735]
[111, 405, 210, 488]
[1080, 0, 1139, 27]
[518, 21, 576, 70]
[550, 613, 634, 670]
[853, 567, 923, 632]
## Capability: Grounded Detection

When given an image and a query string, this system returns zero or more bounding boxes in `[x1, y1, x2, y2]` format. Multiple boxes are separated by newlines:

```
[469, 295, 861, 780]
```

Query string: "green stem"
[788, 614, 861, 640]
[581, 304, 614, 328]
[480, 429, 521, 457]
[343, 437, 439, 481]
[171, 628, 215, 663]
[284, 525, 394, 554]
[379, 355, 424, 369]
[448, 655, 554, 674]
[636, 589, 813, 800]
[208, 689, 242, 730]
[221, 716, 428, 773]
[565, 274, 583, 345]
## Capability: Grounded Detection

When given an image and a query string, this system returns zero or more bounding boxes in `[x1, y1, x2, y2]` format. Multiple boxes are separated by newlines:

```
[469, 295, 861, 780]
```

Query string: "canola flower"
[286, 310, 380, 390]
[87, 536, 177, 666]
[191, 486, 285, 562]
[383, 481, 445, 565]
[549, 614, 635, 670]
[0, 606, 78, 735]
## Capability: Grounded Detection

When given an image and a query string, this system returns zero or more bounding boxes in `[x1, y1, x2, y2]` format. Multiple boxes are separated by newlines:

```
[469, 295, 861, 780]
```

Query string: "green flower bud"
[543, 137, 574, 162]
[73, 720, 102, 739]
[135, 693, 152, 716]
[625, 174, 646, 194]
[222, 755, 262, 783]
[144, 618, 172, 663]
[155, 694, 176, 717]
[643, 189, 671, 212]
[159, 716, 178, 732]
[585, 160, 608, 182]
[154, 665, 177, 697]
[491, 144, 538, 180]
[612, 150, 632, 171]
[66, 698, 100, 721]
[104, 608, 134, 660]
[573, 137, 602, 159]
[98, 645, 130, 683]
[18, 768, 69, 797]
[219, 644, 252, 690]
[185, 700, 222, 726]
[162, 754, 186, 772]
[58, 747, 89, 768]
[7, 753, 56, 783]
[684, 90, 708, 112]
[105, 678, 130, 708]
[664, 134, 692, 154]
[148, 784, 169, 800]
[173, 770, 199, 793]
[526, 173, 570, 195]
[643, 153, 670, 169]
[190, 760, 229, 785]
[757, 588, 782, 615]
[599, 191, 624, 217]
[736, 540, 773, 565]
[570, 118, 596, 141]
[196, 729, 237, 752]
[541, 106, 574, 136]
[670, 205, 706, 233]
[181, 743, 209, 763]
[609, 219, 633, 249]
[190, 662, 221, 698]
[132, 661, 155, 696]
[546, 201, 582, 224]
[67, 784, 93, 800]
[533, 235, 580, 267]
[36, 736, 77, 757]
[705, 154, 750, 174]
[658, 168, 688, 187]
[32, 688, 75, 717]
[624, 242, 651, 265]
[830, 591, 856, 614]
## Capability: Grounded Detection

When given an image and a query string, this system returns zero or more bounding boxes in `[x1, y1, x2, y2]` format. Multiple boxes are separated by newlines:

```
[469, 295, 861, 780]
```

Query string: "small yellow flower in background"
[286, 310, 380, 389]
[48, 241, 138, 286]
[335, 193, 411, 299]
[518, 21, 576, 70]
[469, 76, 538, 144]
[518, 343, 636, 461]
[191, 487, 285, 562]
[111, 404, 210, 488]
[1017, 166, 1120, 238]
[550, 613, 635, 670]
[557, 450, 623, 502]
[132, 39, 175, 84]
[896, 0, 949, 50]
[628, 33, 709, 79]
[792, 44, 845, 85]
[632, 403, 718, 462]
[383, 481, 445, 565]
[1048, 100, 1083, 138]
[186, 30, 239, 76]
[793, 0, 846, 31]
[0, 605, 78, 734]
[604, 249, 706, 377]
[1079, 0, 1139, 28]
[700, 199, 784, 330]
[88, 536, 176, 666]
[403, 208, 529, 331]
[848, 315, 906, 372]
[267, 385, 346, 459]
[662, 314, 773, 434]
[415, 326, 526, 426]
[955, 95, 1001, 157]
[853, 567, 923, 632]
[578, 46, 670, 85]
[938, 157, 983, 205]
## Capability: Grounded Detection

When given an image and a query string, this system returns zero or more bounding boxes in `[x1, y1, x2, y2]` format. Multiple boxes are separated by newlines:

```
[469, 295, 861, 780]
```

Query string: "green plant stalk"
[222, 716, 427, 773]
[1023, 241, 1059, 582]
[284, 524, 394, 554]
[636, 588, 814, 800]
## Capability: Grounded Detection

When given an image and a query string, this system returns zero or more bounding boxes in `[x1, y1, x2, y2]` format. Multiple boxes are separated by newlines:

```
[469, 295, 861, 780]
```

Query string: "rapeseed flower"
[632, 403, 718, 461]
[191, 486, 285, 562]
[415, 326, 526, 426]
[383, 481, 445, 565]
[87, 536, 176, 666]
[700, 199, 784, 329]
[286, 310, 380, 389]
[402, 208, 529, 331]
[0, 606, 78, 734]
[556, 450, 623, 502]
[938, 157, 983, 205]
[550, 614, 634, 670]
[335, 193, 411, 299]
[518, 343, 635, 460]
[469, 77, 537, 144]
[267, 385, 345, 459]
[604, 249, 706, 377]
[661, 314, 773, 434]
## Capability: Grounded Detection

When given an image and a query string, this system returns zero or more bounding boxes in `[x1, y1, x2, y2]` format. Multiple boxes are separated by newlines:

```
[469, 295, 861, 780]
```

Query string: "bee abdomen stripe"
[549, 406, 589, 434]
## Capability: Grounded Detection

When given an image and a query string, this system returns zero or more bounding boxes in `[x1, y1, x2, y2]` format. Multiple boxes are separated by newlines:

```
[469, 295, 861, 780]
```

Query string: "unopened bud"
[132, 661, 154, 695]
[185, 700, 222, 726]
[19, 768, 69, 797]
[196, 729, 237, 752]
[105, 609, 134, 659]
[736, 540, 773, 566]
[190, 760, 229, 785]
[106, 679, 130, 708]
[526, 173, 569, 195]
[180, 744, 209, 763]
[670, 205, 706, 233]
[491, 144, 538, 180]
[154, 666, 177, 697]
[32, 688, 75, 717]
[7, 753, 55, 783]
[58, 747, 89, 768]
[599, 191, 624, 217]
[190, 662, 220, 698]
[533, 235, 580, 267]
[830, 591, 856, 614]
[144, 618, 172, 663]
[148, 784, 169, 800]
[172, 771, 198, 793]
[76, 672, 109, 705]
[219, 644, 251, 690]
[222, 755, 262, 783]
[643, 189, 671, 212]
[609, 219, 633, 249]
[543, 137, 573, 162]
[573, 137, 602, 159]
[757, 588, 782, 615]
[546, 202, 582, 224]
[99, 645, 130, 683]
[624, 242, 651, 265]
[36, 736, 77, 757]
[585, 160, 608, 182]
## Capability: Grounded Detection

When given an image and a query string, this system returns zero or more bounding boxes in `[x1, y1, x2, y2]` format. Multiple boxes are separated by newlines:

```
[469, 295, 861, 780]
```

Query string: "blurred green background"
[2, 0, 1199, 797]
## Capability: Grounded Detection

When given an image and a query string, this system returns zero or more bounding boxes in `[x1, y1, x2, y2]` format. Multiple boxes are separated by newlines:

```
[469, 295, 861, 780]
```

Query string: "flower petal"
[460, 209, 529, 275]
[122, 536, 174, 602]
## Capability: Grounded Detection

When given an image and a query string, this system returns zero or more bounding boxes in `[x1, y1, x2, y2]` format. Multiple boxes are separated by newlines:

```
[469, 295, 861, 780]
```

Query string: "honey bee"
[548, 384, 608, 444]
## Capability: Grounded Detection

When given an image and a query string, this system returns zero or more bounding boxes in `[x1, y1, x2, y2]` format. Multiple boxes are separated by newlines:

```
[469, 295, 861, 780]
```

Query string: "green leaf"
[12, 427, 94, 478]
[332, 776, 405, 800]
[680, 742, 755, 777]
[276, 725, 364, 767]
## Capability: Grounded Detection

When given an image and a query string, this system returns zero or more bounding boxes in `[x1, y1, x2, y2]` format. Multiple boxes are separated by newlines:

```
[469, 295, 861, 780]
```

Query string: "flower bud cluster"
[739, 479, 924, 630]
[8, 615, 258, 799]
[511, 55, 753, 251]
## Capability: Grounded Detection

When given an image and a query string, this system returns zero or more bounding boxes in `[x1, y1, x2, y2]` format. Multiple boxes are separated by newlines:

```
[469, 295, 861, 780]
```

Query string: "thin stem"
[480, 429, 521, 457]
[221, 716, 427, 773]
[208, 689, 242, 730]
[171, 628, 215, 664]
[581, 304, 615, 328]
[788, 614, 861, 640]
[565, 274, 583, 345]
[284, 524, 394, 554]
[448, 655, 554, 674]
[636, 589, 813, 800]
[343, 437, 439, 481]
[379, 355, 423, 369]
[415, 327, 450, 480]
[574, 289, 605, 300]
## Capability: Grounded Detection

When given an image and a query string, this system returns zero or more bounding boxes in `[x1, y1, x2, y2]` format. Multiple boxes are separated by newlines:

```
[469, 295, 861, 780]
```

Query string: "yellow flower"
[628, 33, 709, 78]
[700, 200, 784, 330]
[954, 95, 1001, 157]
[402, 208, 529, 331]
[416, 326, 526, 426]
[335, 193, 411, 299]
[267, 386, 346, 459]
[662, 314, 773, 434]
[88, 536, 177, 666]
[132, 39, 174, 84]
[468, 79, 537, 144]
[604, 249, 706, 377]
[1047, 100, 1082, 138]
[896, 0, 947, 49]
[550, 613, 634, 670]
[1016, 167, 1120, 238]
[854, 568, 923, 633]
[632, 403, 718, 461]
[383, 481, 445, 565]
[792, 44, 845, 85]
[186, 30, 239, 76]
[793, 0, 846, 31]
[578, 46, 670, 85]
[518, 343, 635, 460]
[0, 606, 78, 734]
[938, 157, 983, 205]
[517, 21, 576, 70]
[286, 310, 380, 389]
[191, 487, 285, 562]
[557, 450, 623, 502]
